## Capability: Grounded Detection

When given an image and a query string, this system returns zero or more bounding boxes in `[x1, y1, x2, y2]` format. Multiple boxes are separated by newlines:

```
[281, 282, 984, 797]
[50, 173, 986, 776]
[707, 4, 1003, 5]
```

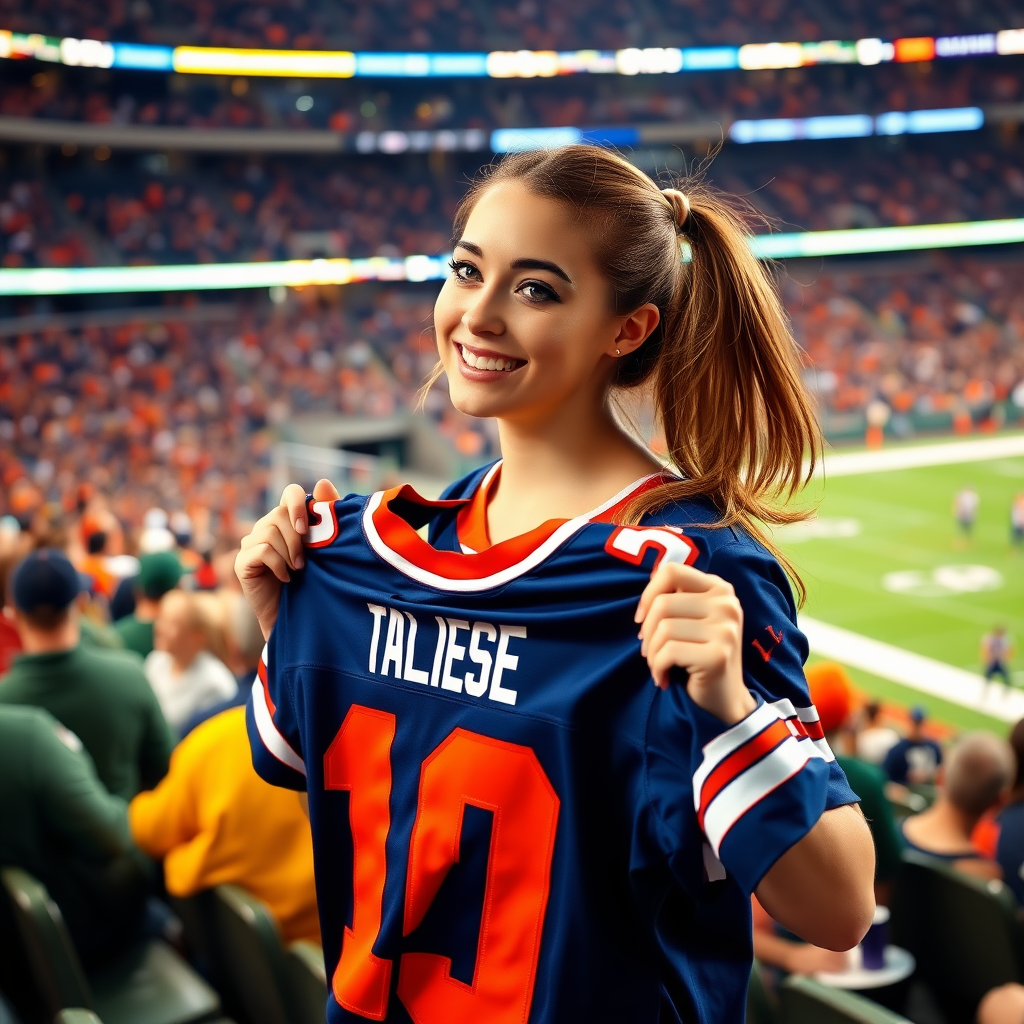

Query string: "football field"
[780, 434, 1024, 734]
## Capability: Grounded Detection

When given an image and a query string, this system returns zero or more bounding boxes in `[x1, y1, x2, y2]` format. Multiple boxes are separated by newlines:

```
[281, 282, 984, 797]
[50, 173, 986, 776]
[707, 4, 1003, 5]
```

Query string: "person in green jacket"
[806, 661, 904, 906]
[0, 550, 175, 800]
[113, 552, 182, 659]
[0, 704, 146, 967]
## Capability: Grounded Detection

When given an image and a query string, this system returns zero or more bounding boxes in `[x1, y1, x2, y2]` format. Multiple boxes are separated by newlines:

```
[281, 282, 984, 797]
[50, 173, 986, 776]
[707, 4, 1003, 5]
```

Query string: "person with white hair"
[901, 731, 1015, 880]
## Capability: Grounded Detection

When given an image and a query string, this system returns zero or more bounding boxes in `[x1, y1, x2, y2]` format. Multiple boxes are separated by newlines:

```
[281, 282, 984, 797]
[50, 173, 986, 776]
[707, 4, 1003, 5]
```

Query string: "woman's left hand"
[635, 562, 757, 725]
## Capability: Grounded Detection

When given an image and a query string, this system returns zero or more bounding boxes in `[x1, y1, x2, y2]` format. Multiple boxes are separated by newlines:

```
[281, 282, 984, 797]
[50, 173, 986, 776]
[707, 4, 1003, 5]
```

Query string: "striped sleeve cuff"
[691, 697, 832, 892]
[246, 644, 307, 790]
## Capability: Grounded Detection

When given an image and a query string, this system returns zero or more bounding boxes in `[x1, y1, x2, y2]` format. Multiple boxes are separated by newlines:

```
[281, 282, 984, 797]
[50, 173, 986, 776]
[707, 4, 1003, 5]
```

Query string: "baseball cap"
[910, 705, 927, 724]
[804, 661, 854, 734]
[11, 549, 81, 613]
[137, 551, 182, 600]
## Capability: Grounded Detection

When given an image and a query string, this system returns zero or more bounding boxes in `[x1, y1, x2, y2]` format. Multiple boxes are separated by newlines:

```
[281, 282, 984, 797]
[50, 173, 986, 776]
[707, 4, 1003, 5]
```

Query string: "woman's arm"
[755, 804, 875, 950]
[637, 561, 875, 950]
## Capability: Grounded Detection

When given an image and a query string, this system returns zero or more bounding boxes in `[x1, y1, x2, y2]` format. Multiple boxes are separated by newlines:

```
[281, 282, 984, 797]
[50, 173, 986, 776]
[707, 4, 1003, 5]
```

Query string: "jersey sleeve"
[644, 536, 858, 895]
[245, 636, 307, 791]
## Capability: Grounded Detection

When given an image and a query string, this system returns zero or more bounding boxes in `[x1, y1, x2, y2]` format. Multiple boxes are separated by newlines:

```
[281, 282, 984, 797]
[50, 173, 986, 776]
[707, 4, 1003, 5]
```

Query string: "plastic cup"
[861, 905, 890, 970]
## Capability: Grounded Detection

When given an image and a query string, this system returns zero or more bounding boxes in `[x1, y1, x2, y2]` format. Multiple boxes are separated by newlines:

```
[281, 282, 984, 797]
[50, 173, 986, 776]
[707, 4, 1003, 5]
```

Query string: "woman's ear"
[611, 303, 660, 358]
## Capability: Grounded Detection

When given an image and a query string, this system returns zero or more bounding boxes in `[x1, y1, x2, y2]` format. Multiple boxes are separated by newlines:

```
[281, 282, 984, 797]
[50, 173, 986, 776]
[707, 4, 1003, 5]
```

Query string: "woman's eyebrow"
[453, 240, 573, 284]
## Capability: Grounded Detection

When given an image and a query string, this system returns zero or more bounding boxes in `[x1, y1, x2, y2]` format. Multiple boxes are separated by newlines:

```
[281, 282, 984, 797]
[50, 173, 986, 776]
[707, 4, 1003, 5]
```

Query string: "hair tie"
[660, 188, 690, 230]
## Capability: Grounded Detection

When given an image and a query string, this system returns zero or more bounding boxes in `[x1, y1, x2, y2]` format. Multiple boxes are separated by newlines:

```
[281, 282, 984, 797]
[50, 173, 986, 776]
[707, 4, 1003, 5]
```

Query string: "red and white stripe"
[251, 644, 305, 777]
[693, 698, 832, 856]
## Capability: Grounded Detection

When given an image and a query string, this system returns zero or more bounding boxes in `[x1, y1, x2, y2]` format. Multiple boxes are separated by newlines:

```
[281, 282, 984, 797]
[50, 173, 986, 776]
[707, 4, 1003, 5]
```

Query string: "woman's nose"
[462, 293, 505, 336]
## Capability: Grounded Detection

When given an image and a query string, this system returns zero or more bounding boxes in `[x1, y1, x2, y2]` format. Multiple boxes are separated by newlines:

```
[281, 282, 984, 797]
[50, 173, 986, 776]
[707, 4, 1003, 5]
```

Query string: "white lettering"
[380, 607, 405, 678]
[366, 604, 387, 674]
[466, 622, 496, 697]
[491, 624, 525, 706]
[442, 618, 470, 692]
[402, 612, 429, 685]
[429, 616, 447, 687]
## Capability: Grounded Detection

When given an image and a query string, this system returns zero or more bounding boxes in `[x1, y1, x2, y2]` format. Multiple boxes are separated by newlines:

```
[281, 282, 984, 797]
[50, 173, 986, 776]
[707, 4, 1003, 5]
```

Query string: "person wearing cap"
[0, 549, 175, 800]
[113, 551, 182, 659]
[884, 705, 944, 786]
[805, 662, 903, 905]
[0, 704, 146, 967]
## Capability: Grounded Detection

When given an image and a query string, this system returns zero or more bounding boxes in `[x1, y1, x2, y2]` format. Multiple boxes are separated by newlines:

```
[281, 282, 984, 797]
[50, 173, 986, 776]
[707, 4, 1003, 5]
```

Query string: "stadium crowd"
[1, 255, 1023, 530]
[2, 0, 1023, 51]
[1, 134, 1023, 269]
[3, 58, 1021, 135]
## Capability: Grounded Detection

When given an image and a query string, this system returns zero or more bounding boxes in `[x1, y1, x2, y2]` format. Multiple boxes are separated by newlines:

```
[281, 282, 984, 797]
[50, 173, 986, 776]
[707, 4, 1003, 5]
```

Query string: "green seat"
[55, 1010, 104, 1024]
[781, 975, 912, 1024]
[1, 867, 220, 1024]
[890, 851, 1024, 1012]
[746, 960, 777, 1024]
[212, 887, 295, 1024]
[284, 942, 328, 1024]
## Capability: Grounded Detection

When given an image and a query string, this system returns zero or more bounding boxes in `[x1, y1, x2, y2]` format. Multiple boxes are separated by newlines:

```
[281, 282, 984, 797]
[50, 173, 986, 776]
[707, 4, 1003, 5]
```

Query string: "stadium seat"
[0, 868, 221, 1024]
[55, 1011, 105, 1024]
[213, 885, 326, 1024]
[780, 975, 912, 1024]
[746, 961, 777, 1024]
[889, 851, 1024, 1013]
[284, 942, 328, 1024]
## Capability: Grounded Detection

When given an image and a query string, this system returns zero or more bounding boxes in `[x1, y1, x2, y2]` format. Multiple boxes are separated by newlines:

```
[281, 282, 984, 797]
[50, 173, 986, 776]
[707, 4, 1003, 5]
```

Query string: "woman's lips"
[455, 342, 527, 375]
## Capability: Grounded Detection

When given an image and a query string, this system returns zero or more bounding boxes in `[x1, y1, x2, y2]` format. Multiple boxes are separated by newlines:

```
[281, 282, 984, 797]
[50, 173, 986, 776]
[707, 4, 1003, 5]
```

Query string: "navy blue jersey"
[248, 468, 858, 1024]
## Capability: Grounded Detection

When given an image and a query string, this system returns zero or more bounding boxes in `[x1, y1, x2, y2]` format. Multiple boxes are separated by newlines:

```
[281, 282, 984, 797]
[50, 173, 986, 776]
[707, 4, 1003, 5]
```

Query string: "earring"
[615, 348, 621, 355]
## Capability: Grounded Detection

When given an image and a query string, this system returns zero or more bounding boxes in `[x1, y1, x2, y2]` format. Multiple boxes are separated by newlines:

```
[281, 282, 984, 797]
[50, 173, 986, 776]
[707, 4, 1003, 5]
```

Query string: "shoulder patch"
[53, 723, 83, 753]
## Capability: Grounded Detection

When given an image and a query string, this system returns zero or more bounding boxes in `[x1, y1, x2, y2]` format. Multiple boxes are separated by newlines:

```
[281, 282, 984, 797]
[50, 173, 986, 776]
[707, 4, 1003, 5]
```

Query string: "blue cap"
[11, 549, 81, 613]
[910, 705, 927, 723]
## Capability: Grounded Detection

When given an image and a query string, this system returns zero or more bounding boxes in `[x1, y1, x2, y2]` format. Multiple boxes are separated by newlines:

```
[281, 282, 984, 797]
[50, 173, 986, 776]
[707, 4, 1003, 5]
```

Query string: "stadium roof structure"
[1, 218, 1022, 296]
[1, 28, 1022, 79]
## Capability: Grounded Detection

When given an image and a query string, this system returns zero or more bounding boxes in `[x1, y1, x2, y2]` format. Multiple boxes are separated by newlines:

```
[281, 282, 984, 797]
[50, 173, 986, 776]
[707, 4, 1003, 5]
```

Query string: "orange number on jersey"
[324, 706, 396, 1020]
[398, 729, 560, 1024]
[324, 707, 560, 1022]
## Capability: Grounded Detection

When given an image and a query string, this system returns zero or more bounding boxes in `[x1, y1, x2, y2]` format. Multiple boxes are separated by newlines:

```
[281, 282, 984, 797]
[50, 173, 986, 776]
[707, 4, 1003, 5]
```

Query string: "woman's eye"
[449, 260, 479, 282]
[519, 281, 558, 303]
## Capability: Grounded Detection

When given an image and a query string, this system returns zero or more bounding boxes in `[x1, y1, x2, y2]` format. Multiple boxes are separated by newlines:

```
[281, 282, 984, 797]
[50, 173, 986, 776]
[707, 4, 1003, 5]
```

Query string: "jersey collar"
[362, 467, 669, 593]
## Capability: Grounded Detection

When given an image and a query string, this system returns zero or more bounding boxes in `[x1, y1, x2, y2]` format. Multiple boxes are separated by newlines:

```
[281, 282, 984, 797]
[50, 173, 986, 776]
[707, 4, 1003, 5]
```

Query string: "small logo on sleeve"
[751, 625, 784, 663]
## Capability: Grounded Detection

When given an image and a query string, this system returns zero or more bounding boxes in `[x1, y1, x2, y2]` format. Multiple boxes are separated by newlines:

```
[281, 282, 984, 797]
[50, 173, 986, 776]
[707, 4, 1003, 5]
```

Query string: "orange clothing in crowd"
[129, 706, 320, 945]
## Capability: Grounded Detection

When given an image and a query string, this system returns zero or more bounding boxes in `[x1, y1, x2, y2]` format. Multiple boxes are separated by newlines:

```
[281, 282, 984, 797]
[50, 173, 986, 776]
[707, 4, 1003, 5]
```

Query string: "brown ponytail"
[449, 145, 820, 602]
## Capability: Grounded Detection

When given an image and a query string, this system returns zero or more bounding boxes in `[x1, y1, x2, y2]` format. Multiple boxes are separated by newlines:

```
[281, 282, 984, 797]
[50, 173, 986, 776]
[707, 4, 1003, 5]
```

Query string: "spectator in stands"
[855, 701, 900, 766]
[974, 718, 1024, 905]
[0, 543, 26, 674]
[145, 590, 238, 735]
[884, 705, 943, 786]
[114, 551, 182, 658]
[0, 704, 146, 967]
[129, 706, 319, 945]
[0, 549, 174, 800]
[180, 593, 261, 737]
[806, 662, 903, 905]
[901, 732, 1014, 880]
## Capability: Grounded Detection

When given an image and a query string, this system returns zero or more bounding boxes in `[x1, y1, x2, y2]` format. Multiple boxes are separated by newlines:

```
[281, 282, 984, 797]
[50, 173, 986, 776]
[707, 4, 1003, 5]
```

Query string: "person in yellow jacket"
[129, 705, 320, 945]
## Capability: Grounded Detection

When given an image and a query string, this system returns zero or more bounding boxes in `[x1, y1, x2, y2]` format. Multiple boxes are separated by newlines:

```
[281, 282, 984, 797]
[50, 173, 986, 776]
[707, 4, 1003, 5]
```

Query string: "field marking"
[815, 435, 1024, 478]
[800, 616, 1024, 723]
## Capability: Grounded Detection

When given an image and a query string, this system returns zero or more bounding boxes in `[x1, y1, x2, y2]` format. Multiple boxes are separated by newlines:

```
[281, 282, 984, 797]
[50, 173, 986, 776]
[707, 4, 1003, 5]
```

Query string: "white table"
[815, 945, 916, 990]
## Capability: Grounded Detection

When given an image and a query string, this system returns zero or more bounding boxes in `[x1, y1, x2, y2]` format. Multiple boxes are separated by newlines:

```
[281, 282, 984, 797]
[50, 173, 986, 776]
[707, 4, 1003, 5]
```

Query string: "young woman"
[236, 146, 874, 1024]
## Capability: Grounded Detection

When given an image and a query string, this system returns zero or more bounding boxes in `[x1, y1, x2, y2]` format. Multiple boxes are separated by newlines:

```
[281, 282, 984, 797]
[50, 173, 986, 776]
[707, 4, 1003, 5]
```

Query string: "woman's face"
[433, 181, 646, 424]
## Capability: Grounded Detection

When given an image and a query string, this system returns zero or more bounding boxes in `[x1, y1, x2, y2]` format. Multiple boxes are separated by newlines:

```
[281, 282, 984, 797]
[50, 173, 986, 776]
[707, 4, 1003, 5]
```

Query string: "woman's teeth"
[459, 344, 519, 372]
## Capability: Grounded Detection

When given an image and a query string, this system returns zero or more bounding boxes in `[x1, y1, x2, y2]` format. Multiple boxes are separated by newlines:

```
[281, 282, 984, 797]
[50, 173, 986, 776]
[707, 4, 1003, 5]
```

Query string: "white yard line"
[800, 616, 1024, 723]
[815, 434, 1024, 478]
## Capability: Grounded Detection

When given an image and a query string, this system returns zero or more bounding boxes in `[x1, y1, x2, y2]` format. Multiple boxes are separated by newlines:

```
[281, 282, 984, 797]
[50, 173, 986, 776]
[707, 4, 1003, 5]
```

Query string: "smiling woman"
[235, 145, 874, 1024]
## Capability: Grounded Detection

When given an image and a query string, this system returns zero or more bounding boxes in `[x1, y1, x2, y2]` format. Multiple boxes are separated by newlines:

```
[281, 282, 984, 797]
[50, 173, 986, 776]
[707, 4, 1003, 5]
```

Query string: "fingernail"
[295, 556, 305, 570]
[295, 518, 307, 534]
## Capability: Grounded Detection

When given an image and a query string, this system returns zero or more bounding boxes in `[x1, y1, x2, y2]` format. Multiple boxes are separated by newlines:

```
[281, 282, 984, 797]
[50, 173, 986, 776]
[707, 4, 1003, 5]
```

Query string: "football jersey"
[247, 465, 858, 1024]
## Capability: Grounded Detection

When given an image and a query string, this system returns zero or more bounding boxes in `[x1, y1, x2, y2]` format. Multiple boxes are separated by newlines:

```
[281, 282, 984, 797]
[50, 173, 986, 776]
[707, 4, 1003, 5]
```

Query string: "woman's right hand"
[235, 478, 341, 639]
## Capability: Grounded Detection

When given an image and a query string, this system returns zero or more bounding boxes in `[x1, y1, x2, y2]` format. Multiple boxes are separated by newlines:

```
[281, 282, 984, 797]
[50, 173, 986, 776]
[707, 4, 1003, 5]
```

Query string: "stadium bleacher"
[3, 2, 1024, 1024]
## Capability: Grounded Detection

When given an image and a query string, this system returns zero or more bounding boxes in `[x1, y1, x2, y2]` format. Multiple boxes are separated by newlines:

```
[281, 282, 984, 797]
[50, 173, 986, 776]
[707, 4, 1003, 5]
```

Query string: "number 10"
[324, 705, 560, 1022]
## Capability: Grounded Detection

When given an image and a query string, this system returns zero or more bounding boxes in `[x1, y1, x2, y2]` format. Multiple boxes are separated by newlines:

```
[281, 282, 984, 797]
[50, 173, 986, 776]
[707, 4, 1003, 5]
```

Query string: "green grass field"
[778, 441, 1024, 732]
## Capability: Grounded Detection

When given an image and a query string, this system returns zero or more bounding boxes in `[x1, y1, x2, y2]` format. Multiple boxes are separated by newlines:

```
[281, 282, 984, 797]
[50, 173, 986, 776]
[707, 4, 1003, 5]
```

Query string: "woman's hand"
[235, 478, 340, 639]
[635, 562, 756, 725]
